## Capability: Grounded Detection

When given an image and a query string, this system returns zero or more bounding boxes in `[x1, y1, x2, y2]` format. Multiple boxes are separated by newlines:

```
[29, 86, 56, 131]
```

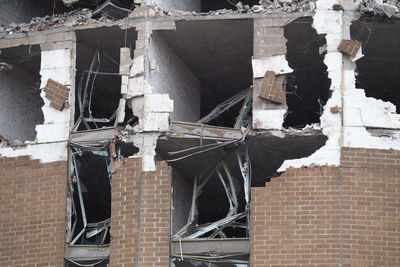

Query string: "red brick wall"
[250, 147, 400, 266]
[251, 167, 341, 266]
[341, 147, 400, 266]
[0, 156, 67, 266]
[110, 158, 171, 267]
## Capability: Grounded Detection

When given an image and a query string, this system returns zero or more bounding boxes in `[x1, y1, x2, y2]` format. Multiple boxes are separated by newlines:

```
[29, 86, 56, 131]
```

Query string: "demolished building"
[0, 0, 400, 266]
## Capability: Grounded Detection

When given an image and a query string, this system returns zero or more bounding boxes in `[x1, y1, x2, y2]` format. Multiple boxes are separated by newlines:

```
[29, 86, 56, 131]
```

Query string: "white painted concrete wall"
[149, 34, 201, 122]
[279, 0, 400, 171]
[145, 0, 201, 12]
[36, 49, 74, 143]
[0, 48, 74, 163]
[0, 66, 43, 141]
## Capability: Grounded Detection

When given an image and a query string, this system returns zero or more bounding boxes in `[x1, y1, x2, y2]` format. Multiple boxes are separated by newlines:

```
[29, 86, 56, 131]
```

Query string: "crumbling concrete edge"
[0, 40, 75, 163]
[279, 0, 400, 172]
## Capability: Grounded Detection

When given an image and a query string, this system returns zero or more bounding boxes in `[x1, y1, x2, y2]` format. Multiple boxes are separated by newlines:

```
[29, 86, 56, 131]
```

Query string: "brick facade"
[251, 147, 400, 266]
[0, 156, 67, 266]
[110, 158, 171, 267]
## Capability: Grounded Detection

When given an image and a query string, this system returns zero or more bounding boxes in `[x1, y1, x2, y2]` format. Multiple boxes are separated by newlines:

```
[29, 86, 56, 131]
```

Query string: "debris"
[0, 136, 8, 148]
[259, 71, 285, 104]
[112, 158, 126, 174]
[172, 148, 251, 242]
[43, 79, 70, 111]
[359, 1, 399, 17]
[0, 62, 13, 71]
[332, 4, 344, 10]
[62, 0, 79, 5]
[0, 9, 109, 35]
[197, 88, 252, 129]
[338, 39, 361, 57]
[330, 106, 341, 113]
[10, 139, 25, 147]
[92, 0, 134, 20]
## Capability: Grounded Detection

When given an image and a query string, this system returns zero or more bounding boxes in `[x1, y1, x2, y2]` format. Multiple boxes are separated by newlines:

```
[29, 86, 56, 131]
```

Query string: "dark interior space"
[351, 16, 400, 113]
[74, 26, 136, 130]
[158, 133, 327, 240]
[71, 149, 112, 245]
[173, 257, 249, 267]
[0, 0, 65, 26]
[201, 0, 259, 12]
[66, 259, 109, 267]
[0, 45, 44, 142]
[283, 17, 331, 128]
[155, 19, 253, 128]
[62, 0, 134, 9]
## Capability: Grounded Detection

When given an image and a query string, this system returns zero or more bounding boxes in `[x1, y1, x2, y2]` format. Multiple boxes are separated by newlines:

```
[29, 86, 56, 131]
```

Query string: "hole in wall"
[0, 45, 44, 143]
[70, 148, 112, 245]
[158, 133, 327, 238]
[351, 16, 400, 112]
[74, 26, 137, 130]
[66, 259, 109, 267]
[283, 17, 331, 128]
[151, 19, 253, 127]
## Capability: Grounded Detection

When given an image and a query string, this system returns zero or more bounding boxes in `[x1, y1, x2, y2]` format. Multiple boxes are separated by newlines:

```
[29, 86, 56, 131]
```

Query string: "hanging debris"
[171, 146, 251, 265]
[43, 79, 71, 111]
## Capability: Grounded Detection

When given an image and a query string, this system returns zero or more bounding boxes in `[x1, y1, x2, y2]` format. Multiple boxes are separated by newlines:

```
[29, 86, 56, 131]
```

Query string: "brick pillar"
[110, 159, 171, 267]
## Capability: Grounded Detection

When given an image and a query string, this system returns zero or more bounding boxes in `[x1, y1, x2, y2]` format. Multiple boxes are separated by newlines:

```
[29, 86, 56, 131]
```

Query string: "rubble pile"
[243, 0, 317, 13]
[0, 9, 113, 35]
[359, 0, 399, 17]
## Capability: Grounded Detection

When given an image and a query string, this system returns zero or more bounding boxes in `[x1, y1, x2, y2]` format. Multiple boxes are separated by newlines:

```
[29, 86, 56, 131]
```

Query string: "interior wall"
[149, 33, 201, 122]
[75, 27, 137, 129]
[0, 65, 43, 141]
[172, 168, 194, 235]
[146, 0, 201, 12]
[156, 19, 253, 124]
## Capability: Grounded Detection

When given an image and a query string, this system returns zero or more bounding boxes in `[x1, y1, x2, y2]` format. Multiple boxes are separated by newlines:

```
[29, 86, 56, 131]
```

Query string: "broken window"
[68, 147, 112, 246]
[351, 16, 400, 112]
[283, 17, 331, 128]
[169, 145, 251, 266]
[158, 123, 327, 266]
[74, 26, 137, 131]
[66, 128, 138, 265]
[151, 19, 253, 128]
[0, 45, 44, 145]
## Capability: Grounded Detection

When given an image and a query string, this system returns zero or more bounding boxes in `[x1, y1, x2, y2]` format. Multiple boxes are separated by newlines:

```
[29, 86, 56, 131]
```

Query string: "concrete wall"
[145, 0, 201, 12]
[251, 147, 400, 266]
[149, 33, 201, 122]
[0, 156, 66, 266]
[172, 168, 194, 235]
[0, 66, 43, 142]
